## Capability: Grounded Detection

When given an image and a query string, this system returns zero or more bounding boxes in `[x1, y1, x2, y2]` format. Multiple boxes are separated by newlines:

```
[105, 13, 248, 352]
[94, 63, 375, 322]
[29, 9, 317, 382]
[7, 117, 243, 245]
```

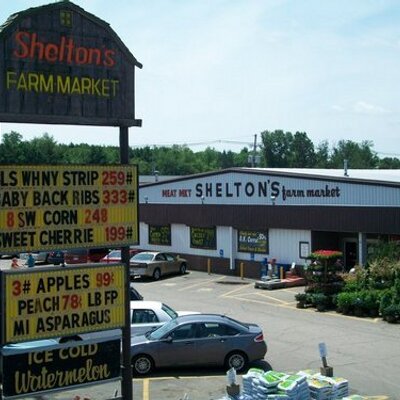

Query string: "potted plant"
[295, 293, 308, 308]
[313, 293, 329, 312]
[382, 304, 400, 323]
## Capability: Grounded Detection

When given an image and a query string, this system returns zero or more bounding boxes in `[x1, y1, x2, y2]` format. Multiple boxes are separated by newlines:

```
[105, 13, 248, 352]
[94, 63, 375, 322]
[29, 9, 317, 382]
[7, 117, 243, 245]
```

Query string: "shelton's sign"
[0, 2, 142, 126]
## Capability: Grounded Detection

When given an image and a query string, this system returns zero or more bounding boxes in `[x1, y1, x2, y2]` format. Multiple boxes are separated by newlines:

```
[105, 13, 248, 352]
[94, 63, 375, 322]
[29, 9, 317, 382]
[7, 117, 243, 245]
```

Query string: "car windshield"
[107, 250, 121, 258]
[148, 318, 178, 340]
[161, 303, 178, 319]
[131, 253, 154, 262]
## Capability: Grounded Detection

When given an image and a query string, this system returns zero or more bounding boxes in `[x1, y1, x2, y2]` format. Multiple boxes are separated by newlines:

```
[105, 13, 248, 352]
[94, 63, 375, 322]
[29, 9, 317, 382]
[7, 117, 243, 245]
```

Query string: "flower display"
[309, 250, 343, 260]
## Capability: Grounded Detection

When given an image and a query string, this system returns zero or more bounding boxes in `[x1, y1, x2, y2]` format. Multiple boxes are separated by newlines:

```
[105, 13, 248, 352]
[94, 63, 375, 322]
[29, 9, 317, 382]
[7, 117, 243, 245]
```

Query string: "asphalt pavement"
[0, 258, 398, 400]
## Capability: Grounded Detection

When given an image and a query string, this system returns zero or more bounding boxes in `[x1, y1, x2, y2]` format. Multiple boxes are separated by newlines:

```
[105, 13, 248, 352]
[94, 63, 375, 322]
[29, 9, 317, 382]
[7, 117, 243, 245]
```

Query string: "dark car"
[64, 248, 109, 264]
[130, 314, 267, 375]
[130, 285, 143, 300]
[48, 250, 65, 265]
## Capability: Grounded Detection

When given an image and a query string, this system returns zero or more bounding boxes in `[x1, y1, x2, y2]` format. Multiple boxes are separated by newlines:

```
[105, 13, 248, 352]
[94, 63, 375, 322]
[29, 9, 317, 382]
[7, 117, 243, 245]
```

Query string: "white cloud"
[353, 101, 390, 115]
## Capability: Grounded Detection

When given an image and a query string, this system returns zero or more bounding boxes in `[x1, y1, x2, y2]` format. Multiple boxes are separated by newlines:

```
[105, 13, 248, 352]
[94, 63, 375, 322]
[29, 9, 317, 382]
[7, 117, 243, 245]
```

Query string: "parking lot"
[0, 260, 398, 399]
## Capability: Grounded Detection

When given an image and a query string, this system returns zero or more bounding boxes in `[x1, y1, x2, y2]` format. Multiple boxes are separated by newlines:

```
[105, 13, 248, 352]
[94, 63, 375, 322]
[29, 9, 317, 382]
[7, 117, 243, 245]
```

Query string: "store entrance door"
[344, 241, 357, 270]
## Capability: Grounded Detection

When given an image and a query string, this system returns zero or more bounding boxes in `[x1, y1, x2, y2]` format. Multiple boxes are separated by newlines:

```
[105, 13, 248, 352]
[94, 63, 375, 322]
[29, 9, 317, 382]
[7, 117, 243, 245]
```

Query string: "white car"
[60, 301, 197, 342]
[19, 251, 49, 264]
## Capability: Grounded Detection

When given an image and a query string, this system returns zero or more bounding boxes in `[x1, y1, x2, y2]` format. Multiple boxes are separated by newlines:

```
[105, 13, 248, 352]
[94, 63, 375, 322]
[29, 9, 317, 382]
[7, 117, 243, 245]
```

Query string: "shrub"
[336, 291, 357, 314]
[295, 293, 308, 303]
[312, 293, 330, 311]
[381, 304, 400, 323]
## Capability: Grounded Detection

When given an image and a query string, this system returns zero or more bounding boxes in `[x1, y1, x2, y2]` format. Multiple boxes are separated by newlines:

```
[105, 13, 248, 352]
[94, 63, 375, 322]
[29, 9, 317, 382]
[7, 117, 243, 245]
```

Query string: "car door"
[164, 253, 178, 274]
[154, 253, 168, 275]
[194, 322, 240, 366]
[155, 322, 197, 367]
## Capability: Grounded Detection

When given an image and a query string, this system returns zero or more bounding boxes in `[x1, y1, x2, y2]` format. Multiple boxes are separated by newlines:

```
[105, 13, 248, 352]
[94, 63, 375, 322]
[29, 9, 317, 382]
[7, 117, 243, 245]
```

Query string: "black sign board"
[190, 227, 217, 250]
[0, 2, 142, 127]
[2, 338, 121, 398]
[238, 230, 269, 254]
[149, 225, 171, 246]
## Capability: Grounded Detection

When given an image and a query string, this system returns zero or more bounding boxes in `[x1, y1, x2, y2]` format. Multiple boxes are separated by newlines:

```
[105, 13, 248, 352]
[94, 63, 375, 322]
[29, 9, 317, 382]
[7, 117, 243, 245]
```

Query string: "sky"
[1, 0, 400, 156]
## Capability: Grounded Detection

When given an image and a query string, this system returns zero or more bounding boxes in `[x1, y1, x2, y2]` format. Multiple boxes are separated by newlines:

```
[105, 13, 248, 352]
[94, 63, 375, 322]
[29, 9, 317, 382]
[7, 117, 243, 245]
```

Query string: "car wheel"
[180, 263, 187, 275]
[152, 268, 161, 281]
[132, 354, 154, 375]
[225, 351, 248, 372]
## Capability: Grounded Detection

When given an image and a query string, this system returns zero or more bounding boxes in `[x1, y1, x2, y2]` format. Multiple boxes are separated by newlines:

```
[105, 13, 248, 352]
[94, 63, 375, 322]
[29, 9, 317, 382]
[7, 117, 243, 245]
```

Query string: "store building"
[138, 168, 400, 279]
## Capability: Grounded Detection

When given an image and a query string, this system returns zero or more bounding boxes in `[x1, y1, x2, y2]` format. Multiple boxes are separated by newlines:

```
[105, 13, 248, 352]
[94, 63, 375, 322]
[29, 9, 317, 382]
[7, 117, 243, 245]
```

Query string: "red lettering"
[13, 31, 30, 58]
[12, 31, 116, 68]
[44, 43, 59, 62]
[104, 49, 116, 67]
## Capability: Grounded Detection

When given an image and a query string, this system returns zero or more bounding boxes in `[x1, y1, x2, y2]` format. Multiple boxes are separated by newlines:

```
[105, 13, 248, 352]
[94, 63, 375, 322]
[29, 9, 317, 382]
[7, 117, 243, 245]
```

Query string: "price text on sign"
[0, 165, 138, 253]
[2, 264, 126, 344]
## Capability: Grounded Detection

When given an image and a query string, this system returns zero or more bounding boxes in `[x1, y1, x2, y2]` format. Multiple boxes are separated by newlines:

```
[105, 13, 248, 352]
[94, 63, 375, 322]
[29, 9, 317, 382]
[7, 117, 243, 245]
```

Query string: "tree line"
[1, 130, 399, 175]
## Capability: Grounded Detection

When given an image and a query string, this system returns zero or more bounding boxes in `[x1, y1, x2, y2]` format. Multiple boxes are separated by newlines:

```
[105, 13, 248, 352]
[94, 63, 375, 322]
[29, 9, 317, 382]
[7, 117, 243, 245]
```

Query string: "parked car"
[130, 285, 143, 300]
[19, 251, 49, 264]
[64, 248, 109, 264]
[59, 300, 196, 342]
[48, 250, 65, 265]
[101, 248, 143, 263]
[130, 313, 267, 375]
[129, 251, 187, 280]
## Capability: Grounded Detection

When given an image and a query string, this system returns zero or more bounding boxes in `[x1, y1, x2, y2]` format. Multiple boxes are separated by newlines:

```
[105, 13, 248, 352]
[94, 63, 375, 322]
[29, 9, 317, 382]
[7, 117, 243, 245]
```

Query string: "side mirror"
[164, 335, 173, 343]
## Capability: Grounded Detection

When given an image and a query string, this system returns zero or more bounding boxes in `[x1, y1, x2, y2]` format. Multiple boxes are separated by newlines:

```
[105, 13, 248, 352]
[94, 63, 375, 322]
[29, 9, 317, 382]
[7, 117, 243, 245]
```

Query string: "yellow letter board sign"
[2, 264, 125, 344]
[0, 164, 138, 254]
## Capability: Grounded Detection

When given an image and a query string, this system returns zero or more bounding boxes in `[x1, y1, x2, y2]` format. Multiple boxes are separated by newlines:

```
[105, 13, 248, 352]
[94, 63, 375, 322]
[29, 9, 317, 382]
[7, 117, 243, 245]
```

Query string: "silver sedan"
[130, 251, 187, 280]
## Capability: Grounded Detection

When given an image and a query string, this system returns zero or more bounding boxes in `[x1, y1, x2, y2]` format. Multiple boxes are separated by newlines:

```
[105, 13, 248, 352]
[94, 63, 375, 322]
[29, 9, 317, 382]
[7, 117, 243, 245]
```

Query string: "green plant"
[295, 292, 308, 308]
[381, 304, 400, 323]
[295, 293, 308, 302]
[312, 293, 329, 311]
[336, 291, 357, 314]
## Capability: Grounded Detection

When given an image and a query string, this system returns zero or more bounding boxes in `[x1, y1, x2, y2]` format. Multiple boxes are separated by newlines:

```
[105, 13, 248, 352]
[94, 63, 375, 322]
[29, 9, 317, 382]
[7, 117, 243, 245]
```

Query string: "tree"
[378, 157, 400, 169]
[315, 140, 330, 168]
[0, 131, 25, 163]
[260, 130, 293, 167]
[27, 133, 63, 164]
[329, 140, 379, 169]
[288, 131, 316, 167]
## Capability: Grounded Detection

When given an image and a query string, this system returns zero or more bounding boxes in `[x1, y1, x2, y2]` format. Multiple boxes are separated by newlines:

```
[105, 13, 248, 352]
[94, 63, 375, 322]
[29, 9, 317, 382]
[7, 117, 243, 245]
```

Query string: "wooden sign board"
[0, 2, 142, 126]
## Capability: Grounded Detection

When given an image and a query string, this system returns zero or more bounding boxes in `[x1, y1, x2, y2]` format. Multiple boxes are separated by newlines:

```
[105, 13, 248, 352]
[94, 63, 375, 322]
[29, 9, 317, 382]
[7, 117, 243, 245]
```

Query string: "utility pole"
[252, 134, 257, 167]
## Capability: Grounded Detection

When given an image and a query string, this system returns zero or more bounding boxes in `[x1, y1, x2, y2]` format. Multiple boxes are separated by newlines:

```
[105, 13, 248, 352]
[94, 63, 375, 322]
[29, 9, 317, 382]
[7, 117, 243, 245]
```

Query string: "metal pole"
[252, 134, 257, 167]
[120, 126, 133, 400]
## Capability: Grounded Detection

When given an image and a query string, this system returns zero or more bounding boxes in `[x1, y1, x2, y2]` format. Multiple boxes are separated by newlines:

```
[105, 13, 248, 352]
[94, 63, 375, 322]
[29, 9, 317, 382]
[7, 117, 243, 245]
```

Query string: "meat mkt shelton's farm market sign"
[0, 2, 142, 126]
[0, 165, 138, 254]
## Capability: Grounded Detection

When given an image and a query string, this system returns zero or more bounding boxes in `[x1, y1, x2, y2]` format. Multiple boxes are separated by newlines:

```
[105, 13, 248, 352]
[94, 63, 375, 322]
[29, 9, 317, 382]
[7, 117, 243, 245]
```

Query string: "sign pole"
[120, 126, 133, 400]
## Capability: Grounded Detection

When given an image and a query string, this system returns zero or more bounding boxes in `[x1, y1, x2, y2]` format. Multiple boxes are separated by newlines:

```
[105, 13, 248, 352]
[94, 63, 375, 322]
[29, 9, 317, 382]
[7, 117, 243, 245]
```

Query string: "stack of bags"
[277, 374, 310, 400]
[230, 368, 352, 400]
[307, 377, 333, 400]
[242, 368, 285, 399]
[241, 369, 311, 400]
[303, 372, 349, 400]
